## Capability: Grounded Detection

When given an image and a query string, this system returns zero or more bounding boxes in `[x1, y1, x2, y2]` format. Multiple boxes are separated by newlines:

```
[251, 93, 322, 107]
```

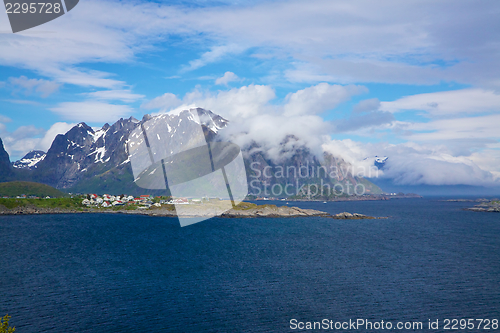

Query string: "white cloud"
[0, 0, 159, 89]
[0, 115, 12, 133]
[184, 45, 246, 72]
[353, 98, 380, 114]
[228, 113, 329, 161]
[161, 0, 500, 87]
[175, 84, 277, 119]
[284, 59, 451, 86]
[9, 76, 60, 97]
[37, 122, 76, 152]
[10, 125, 45, 140]
[0, 115, 11, 123]
[0, 122, 75, 160]
[469, 149, 500, 180]
[322, 139, 382, 178]
[84, 89, 145, 103]
[46, 67, 125, 89]
[3, 99, 42, 106]
[382, 153, 496, 186]
[154, 83, 364, 160]
[407, 114, 500, 142]
[141, 93, 182, 111]
[283, 83, 367, 116]
[2, 137, 40, 160]
[215, 72, 240, 85]
[334, 111, 395, 133]
[322, 139, 499, 186]
[380, 89, 500, 116]
[50, 101, 134, 123]
[1, 0, 499, 89]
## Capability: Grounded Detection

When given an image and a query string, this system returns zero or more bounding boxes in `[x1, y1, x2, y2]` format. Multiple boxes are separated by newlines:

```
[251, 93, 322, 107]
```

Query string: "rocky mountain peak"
[12, 150, 46, 170]
[142, 114, 153, 122]
[0, 137, 13, 181]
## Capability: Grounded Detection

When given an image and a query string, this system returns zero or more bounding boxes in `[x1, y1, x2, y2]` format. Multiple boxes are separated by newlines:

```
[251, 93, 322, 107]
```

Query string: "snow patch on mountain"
[88, 146, 107, 163]
[362, 155, 388, 169]
[192, 107, 228, 133]
[12, 150, 46, 170]
[92, 128, 107, 143]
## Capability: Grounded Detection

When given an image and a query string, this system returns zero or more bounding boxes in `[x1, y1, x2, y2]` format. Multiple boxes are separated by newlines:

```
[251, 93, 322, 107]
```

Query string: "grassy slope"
[0, 197, 82, 209]
[0, 181, 66, 198]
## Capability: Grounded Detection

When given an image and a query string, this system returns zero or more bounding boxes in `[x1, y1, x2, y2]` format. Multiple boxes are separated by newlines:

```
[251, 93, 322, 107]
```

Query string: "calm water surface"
[0, 198, 499, 332]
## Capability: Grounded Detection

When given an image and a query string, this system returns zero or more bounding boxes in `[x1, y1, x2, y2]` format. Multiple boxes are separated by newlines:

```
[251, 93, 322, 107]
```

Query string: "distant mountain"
[374, 156, 388, 169]
[5, 108, 382, 196]
[31, 118, 138, 189]
[362, 155, 388, 170]
[12, 150, 46, 170]
[245, 136, 382, 197]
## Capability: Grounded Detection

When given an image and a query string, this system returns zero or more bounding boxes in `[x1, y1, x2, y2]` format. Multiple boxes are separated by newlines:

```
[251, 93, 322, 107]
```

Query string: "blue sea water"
[0, 198, 499, 332]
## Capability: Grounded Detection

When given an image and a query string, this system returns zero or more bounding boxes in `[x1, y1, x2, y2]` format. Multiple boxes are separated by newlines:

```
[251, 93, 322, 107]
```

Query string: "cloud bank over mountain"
[139, 83, 500, 186]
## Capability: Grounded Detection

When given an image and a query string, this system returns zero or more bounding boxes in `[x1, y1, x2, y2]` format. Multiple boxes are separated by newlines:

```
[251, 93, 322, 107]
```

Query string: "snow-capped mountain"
[12, 150, 46, 170]
[29, 108, 230, 190]
[363, 155, 388, 170]
[3, 108, 381, 195]
[374, 156, 388, 169]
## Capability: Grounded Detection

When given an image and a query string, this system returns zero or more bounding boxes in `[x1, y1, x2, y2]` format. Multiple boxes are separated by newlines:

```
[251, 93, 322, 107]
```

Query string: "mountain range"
[0, 108, 382, 197]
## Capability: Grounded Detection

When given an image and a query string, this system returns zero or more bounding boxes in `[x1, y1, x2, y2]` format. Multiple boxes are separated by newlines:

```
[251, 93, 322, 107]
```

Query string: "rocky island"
[465, 199, 500, 213]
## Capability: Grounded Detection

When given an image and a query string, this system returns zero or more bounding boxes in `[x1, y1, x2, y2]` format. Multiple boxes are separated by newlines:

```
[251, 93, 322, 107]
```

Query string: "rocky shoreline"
[256, 193, 422, 202]
[464, 199, 500, 213]
[0, 203, 385, 220]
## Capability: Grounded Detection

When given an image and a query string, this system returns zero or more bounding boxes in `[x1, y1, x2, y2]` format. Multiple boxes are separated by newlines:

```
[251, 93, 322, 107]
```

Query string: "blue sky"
[1, 0, 500, 186]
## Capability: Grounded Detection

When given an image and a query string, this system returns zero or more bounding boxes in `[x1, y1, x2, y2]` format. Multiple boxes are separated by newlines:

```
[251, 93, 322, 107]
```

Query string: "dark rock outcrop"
[0, 138, 14, 181]
[222, 205, 329, 218]
[332, 212, 376, 219]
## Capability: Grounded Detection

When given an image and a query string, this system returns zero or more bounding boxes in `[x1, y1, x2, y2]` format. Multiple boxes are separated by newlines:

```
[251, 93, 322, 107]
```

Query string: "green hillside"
[0, 181, 66, 198]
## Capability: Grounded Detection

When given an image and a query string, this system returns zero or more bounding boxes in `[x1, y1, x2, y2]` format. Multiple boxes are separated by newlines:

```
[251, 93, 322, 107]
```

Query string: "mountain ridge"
[2, 108, 382, 196]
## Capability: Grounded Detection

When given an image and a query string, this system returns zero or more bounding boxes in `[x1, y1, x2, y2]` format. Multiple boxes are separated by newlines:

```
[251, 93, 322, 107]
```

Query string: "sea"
[0, 198, 499, 332]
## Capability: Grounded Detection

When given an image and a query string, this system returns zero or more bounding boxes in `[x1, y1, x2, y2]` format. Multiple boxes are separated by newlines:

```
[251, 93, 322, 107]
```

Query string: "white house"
[173, 198, 189, 204]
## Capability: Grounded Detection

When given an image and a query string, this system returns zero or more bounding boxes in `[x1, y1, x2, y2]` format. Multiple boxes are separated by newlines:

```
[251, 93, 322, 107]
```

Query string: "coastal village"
[80, 194, 199, 209]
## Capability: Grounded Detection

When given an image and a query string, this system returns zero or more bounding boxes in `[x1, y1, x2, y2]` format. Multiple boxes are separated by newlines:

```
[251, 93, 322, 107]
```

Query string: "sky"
[1, 0, 500, 188]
